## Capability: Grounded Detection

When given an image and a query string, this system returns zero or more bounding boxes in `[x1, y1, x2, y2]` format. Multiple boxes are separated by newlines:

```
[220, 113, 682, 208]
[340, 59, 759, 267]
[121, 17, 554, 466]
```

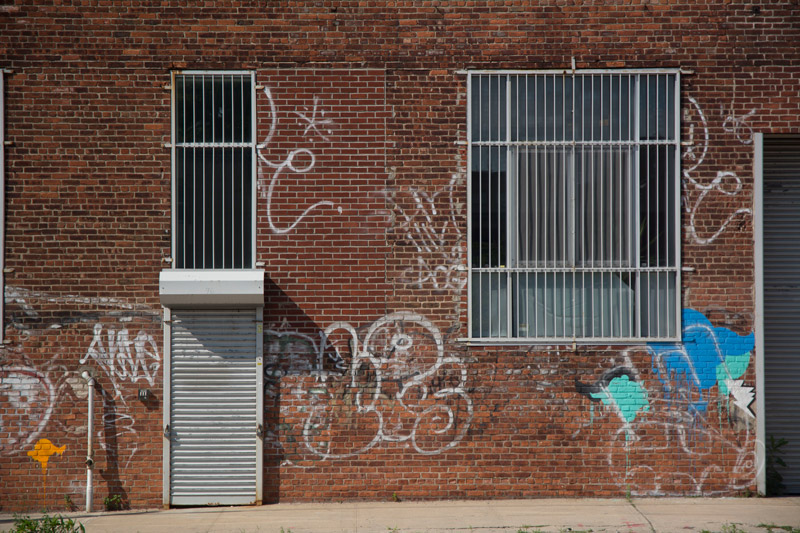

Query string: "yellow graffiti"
[27, 438, 66, 474]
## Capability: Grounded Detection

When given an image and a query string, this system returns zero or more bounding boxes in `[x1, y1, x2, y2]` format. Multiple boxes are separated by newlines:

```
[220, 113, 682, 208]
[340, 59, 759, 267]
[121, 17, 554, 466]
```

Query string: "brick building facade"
[1, 0, 799, 512]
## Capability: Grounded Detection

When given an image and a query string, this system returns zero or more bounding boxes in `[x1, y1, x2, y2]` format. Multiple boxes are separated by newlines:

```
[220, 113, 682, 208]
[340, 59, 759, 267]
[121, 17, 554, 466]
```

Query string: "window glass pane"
[532, 75, 573, 141]
[639, 145, 674, 267]
[574, 75, 635, 142]
[471, 146, 506, 268]
[639, 272, 676, 338]
[176, 76, 186, 143]
[471, 75, 506, 142]
[472, 272, 508, 338]
[176, 147, 186, 268]
[666, 75, 676, 140]
[640, 74, 671, 141]
[515, 146, 571, 267]
[470, 75, 481, 141]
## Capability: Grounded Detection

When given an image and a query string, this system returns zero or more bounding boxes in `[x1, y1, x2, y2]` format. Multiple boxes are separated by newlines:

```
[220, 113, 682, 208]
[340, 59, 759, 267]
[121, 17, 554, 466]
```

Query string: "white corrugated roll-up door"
[763, 135, 800, 494]
[166, 308, 262, 506]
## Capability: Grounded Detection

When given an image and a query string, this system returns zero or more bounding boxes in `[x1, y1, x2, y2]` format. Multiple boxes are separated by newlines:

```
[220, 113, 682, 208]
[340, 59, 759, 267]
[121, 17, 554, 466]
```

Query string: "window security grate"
[468, 71, 680, 342]
[172, 72, 256, 269]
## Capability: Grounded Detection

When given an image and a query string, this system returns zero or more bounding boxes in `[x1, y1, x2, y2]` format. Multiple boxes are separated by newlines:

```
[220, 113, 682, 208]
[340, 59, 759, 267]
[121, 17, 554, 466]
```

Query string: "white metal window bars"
[171, 71, 257, 269]
[467, 70, 681, 343]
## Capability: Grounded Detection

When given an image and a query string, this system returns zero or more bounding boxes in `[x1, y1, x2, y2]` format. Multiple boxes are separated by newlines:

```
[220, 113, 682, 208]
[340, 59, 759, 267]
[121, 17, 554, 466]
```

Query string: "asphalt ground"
[2, 497, 800, 533]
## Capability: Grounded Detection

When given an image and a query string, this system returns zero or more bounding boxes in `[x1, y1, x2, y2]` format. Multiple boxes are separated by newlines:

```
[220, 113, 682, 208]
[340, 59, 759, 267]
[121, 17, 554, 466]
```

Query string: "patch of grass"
[10, 514, 85, 533]
[758, 525, 800, 533]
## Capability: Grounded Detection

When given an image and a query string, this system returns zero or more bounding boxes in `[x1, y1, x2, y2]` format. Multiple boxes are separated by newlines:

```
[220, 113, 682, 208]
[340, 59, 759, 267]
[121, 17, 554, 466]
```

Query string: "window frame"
[466, 69, 682, 344]
[170, 70, 257, 270]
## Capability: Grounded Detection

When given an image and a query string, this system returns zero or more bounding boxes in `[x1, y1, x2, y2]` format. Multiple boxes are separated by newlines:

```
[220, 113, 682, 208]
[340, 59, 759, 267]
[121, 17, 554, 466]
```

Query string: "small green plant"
[721, 524, 748, 533]
[102, 494, 123, 511]
[10, 514, 85, 533]
[62, 495, 75, 512]
[391, 491, 400, 502]
[279, 528, 293, 533]
[766, 435, 789, 495]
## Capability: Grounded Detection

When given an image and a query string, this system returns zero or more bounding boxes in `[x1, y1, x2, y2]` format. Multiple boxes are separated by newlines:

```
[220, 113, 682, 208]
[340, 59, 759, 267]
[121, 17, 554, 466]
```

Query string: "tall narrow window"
[468, 71, 680, 342]
[172, 72, 256, 269]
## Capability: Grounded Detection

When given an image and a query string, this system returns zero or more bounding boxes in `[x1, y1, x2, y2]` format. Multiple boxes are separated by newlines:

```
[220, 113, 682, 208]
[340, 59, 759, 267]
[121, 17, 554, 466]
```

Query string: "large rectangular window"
[172, 71, 256, 269]
[468, 71, 680, 342]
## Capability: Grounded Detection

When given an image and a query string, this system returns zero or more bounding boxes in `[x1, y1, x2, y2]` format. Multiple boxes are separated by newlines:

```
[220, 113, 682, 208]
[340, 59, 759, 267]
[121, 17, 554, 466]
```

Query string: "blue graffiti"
[648, 309, 754, 415]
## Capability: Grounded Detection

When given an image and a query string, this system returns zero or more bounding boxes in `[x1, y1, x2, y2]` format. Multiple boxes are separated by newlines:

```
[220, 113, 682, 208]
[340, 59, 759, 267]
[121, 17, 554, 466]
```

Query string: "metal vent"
[763, 135, 800, 494]
[168, 309, 260, 505]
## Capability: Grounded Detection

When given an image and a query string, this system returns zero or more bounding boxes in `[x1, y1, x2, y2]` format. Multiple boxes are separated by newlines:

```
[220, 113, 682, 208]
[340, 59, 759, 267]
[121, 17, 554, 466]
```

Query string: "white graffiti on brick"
[0, 366, 56, 455]
[293, 96, 334, 142]
[80, 323, 160, 401]
[721, 105, 755, 145]
[682, 96, 753, 245]
[301, 312, 473, 458]
[623, 415, 758, 496]
[257, 86, 342, 234]
[263, 325, 347, 388]
[3, 288, 159, 469]
[386, 174, 467, 291]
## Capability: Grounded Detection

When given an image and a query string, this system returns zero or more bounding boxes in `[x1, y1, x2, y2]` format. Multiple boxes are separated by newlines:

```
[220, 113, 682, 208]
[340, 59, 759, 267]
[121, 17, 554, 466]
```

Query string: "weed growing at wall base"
[103, 494, 123, 511]
[766, 435, 789, 495]
[61, 496, 75, 513]
[10, 514, 85, 533]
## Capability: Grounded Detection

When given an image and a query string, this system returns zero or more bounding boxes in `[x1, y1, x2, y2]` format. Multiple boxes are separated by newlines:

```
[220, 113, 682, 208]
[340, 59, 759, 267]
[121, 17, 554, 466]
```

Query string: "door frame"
[753, 132, 766, 495]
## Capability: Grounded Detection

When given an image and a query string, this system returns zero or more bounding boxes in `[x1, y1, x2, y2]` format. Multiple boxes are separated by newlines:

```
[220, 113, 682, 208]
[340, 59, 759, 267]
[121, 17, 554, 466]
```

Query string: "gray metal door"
[763, 135, 800, 494]
[165, 308, 263, 506]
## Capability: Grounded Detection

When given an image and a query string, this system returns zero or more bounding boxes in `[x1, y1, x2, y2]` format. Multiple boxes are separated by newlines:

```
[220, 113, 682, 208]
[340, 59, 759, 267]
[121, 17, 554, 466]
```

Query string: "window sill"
[159, 269, 264, 307]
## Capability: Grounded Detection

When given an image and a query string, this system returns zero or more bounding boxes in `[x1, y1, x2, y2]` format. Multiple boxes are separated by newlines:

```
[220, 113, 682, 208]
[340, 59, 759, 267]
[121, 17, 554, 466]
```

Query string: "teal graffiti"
[590, 374, 650, 424]
[716, 352, 750, 396]
[577, 368, 650, 424]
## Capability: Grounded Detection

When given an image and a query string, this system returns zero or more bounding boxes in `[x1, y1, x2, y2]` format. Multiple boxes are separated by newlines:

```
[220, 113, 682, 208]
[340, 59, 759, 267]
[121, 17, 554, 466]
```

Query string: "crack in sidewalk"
[628, 498, 656, 533]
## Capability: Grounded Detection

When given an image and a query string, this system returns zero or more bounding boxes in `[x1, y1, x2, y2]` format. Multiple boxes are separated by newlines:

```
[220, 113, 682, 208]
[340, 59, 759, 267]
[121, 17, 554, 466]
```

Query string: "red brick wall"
[1, 0, 799, 511]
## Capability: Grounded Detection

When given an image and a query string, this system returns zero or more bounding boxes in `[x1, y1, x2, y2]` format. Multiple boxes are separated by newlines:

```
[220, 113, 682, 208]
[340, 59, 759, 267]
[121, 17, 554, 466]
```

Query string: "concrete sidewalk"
[2, 497, 799, 533]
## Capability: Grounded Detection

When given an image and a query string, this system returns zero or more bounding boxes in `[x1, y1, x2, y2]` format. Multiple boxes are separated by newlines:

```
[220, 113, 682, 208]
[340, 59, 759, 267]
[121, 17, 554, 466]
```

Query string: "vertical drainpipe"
[82, 371, 96, 512]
